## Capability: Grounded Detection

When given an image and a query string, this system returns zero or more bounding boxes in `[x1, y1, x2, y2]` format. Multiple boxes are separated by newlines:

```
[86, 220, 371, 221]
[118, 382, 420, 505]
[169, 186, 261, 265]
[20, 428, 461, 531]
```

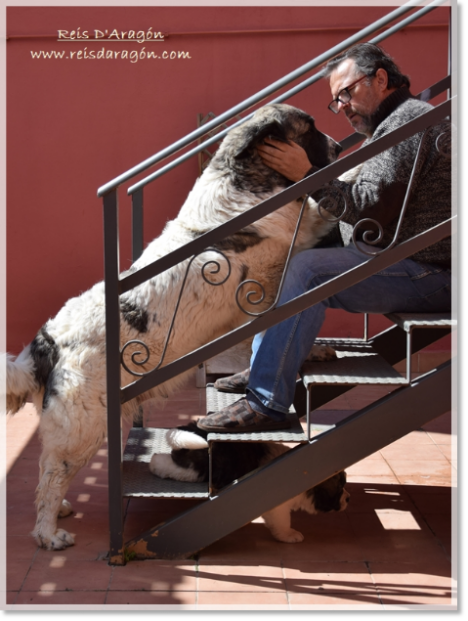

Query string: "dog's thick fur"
[5, 103, 348, 550]
[150, 423, 350, 543]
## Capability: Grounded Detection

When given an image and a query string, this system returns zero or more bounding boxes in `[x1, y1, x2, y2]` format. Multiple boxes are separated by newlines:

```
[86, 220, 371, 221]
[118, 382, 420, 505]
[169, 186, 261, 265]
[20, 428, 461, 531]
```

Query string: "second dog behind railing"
[150, 422, 350, 543]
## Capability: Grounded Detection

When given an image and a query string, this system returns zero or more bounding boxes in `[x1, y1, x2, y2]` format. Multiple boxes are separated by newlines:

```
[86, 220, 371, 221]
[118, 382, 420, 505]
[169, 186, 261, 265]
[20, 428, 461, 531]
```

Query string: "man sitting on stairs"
[197, 42, 452, 434]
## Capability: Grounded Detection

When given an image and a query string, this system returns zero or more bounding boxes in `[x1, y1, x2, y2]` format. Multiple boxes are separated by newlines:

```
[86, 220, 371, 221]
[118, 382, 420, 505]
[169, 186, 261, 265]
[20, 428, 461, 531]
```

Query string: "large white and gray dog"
[5, 103, 346, 550]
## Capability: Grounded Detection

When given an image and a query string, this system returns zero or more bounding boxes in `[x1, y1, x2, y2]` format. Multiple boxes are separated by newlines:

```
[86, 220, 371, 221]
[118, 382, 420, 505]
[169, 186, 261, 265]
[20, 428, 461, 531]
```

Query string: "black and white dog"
[5, 103, 353, 550]
[150, 423, 350, 543]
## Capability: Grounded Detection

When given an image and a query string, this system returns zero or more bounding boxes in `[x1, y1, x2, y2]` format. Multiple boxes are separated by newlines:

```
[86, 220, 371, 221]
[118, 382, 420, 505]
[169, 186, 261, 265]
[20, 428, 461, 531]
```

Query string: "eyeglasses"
[328, 75, 372, 114]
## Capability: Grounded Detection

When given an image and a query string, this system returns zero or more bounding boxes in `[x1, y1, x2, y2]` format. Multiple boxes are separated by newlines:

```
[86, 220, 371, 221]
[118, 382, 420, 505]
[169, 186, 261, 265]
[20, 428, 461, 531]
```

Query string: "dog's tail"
[4, 327, 60, 415]
[166, 425, 209, 450]
[3, 347, 38, 414]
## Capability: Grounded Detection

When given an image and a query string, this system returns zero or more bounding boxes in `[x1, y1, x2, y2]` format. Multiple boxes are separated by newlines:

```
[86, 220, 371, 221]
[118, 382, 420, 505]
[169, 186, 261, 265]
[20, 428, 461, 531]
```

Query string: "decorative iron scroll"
[234, 122, 452, 314]
[316, 185, 348, 223]
[435, 125, 452, 160]
[120, 339, 151, 377]
[235, 193, 311, 317]
[352, 126, 434, 257]
[121, 248, 231, 377]
[121, 123, 452, 377]
[308, 124, 452, 258]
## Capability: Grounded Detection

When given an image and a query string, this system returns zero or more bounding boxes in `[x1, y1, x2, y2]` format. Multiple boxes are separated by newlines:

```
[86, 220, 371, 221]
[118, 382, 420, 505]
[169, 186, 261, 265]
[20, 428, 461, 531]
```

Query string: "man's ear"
[233, 120, 287, 160]
[375, 67, 389, 92]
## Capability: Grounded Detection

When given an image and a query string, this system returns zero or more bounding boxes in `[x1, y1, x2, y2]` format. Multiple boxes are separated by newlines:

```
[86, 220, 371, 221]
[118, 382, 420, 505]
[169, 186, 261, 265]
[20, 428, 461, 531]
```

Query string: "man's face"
[329, 58, 389, 137]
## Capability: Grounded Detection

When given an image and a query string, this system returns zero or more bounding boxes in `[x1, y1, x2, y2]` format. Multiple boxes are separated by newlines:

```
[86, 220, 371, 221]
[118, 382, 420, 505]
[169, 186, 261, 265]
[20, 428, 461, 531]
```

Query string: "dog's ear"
[233, 120, 287, 160]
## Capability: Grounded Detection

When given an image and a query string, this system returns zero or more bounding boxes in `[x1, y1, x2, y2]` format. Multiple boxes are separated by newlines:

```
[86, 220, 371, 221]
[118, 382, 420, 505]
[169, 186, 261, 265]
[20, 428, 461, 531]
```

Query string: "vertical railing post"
[131, 188, 144, 264]
[447, 2, 451, 100]
[103, 189, 125, 565]
[131, 188, 145, 429]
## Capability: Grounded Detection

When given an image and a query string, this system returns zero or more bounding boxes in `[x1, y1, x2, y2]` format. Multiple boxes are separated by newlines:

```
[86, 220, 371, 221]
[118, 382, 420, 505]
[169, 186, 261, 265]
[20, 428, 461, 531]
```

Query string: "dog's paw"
[58, 499, 73, 518]
[306, 343, 337, 362]
[273, 528, 305, 543]
[35, 528, 75, 550]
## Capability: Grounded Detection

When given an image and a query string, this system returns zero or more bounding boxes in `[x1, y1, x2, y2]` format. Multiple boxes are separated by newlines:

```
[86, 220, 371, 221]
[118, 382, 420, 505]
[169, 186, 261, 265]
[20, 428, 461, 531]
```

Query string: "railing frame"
[97, 0, 447, 198]
[100, 2, 453, 563]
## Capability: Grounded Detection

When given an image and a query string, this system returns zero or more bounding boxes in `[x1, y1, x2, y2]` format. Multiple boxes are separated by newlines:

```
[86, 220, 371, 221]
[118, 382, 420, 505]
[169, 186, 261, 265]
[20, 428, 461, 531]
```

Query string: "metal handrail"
[102, 2, 452, 564]
[97, 0, 447, 197]
[124, 0, 449, 196]
[117, 98, 452, 295]
[120, 217, 453, 404]
[102, 97, 454, 403]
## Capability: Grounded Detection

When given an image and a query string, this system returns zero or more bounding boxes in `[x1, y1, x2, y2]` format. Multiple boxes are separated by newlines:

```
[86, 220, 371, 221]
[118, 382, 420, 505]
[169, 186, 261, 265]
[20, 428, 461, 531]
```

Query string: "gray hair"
[323, 43, 410, 89]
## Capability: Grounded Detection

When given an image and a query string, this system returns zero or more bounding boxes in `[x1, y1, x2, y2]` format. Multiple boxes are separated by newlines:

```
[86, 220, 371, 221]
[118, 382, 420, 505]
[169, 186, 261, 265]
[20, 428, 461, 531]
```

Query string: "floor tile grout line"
[280, 560, 292, 609]
[364, 560, 384, 607]
[10, 544, 41, 605]
[104, 565, 115, 604]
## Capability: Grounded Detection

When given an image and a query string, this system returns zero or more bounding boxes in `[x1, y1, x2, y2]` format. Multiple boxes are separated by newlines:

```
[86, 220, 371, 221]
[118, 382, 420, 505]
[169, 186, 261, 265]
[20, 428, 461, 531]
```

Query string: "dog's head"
[210, 103, 342, 193]
[306, 471, 350, 513]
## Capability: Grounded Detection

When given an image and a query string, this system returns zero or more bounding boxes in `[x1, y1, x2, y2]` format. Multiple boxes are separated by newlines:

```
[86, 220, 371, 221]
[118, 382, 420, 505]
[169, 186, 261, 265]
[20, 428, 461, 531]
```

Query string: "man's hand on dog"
[257, 138, 312, 182]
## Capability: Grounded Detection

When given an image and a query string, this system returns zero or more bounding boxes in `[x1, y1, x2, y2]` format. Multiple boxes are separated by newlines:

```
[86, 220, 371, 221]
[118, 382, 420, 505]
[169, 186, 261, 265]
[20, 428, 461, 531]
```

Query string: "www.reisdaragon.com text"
[30, 48, 192, 63]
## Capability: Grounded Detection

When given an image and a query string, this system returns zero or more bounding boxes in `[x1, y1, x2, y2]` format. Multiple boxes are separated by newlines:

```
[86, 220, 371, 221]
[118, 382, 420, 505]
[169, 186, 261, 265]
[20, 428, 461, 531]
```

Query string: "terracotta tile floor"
[4, 379, 456, 611]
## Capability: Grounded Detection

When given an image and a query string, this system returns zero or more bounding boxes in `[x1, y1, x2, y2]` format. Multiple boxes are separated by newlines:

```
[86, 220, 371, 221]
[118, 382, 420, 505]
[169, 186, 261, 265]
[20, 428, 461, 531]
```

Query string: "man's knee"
[287, 247, 352, 282]
[284, 251, 318, 291]
[281, 246, 366, 301]
[280, 249, 333, 301]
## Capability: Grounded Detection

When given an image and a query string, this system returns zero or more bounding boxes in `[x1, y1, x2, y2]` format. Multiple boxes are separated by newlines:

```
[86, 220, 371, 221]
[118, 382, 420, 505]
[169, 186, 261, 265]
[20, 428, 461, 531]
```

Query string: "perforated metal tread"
[123, 427, 209, 498]
[206, 385, 307, 443]
[386, 312, 455, 332]
[301, 342, 407, 386]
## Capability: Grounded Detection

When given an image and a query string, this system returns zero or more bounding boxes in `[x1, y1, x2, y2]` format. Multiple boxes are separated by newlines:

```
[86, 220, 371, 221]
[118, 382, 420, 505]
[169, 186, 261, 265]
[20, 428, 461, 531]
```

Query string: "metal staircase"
[120, 312, 453, 560]
[97, 0, 455, 565]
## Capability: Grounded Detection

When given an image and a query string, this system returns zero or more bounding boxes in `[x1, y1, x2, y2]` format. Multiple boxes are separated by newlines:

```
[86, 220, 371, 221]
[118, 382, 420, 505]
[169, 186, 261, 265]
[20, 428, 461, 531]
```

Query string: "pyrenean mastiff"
[5, 103, 346, 550]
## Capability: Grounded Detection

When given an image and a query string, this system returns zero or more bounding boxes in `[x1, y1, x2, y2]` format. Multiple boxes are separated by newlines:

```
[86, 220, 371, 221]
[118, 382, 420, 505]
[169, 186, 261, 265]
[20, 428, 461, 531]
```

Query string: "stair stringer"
[124, 359, 452, 560]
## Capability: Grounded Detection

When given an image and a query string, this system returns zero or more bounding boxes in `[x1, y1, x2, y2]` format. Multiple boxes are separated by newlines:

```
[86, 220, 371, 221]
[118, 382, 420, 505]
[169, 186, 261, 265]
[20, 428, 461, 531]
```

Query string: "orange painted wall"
[6, 5, 450, 353]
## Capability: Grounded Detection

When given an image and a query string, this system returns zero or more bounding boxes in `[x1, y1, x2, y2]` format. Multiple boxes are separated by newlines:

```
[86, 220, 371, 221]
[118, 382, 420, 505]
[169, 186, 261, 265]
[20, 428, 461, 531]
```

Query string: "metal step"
[301, 341, 407, 387]
[123, 361, 452, 560]
[386, 312, 455, 332]
[206, 384, 307, 443]
[123, 427, 209, 498]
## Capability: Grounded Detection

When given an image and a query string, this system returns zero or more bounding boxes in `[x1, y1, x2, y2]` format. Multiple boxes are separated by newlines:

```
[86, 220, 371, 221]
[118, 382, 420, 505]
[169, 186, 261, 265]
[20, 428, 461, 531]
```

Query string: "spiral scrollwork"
[120, 247, 233, 377]
[121, 339, 151, 377]
[435, 127, 452, 160]
[352, 127, 433, 259]
[200, 249, 231, 286]
[352, 218, 385, 256]
[235, 194, 312, 317]
[317, 186, 347, 223]
[235, 279, 266, 316]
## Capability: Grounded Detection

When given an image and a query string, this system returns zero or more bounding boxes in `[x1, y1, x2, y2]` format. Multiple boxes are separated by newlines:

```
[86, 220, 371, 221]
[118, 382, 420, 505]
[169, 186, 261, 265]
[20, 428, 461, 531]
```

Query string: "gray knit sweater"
[310, 87, 451, 268]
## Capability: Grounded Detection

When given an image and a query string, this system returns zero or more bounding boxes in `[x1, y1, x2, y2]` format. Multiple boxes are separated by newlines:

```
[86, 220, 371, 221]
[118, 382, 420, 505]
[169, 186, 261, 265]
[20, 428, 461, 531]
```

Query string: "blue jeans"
[247, 244, 451, 416]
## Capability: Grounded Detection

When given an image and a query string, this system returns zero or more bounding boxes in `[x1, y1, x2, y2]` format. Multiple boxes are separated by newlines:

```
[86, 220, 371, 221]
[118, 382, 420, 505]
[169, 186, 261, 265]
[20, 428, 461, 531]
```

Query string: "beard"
[345, 109, 374, 136]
